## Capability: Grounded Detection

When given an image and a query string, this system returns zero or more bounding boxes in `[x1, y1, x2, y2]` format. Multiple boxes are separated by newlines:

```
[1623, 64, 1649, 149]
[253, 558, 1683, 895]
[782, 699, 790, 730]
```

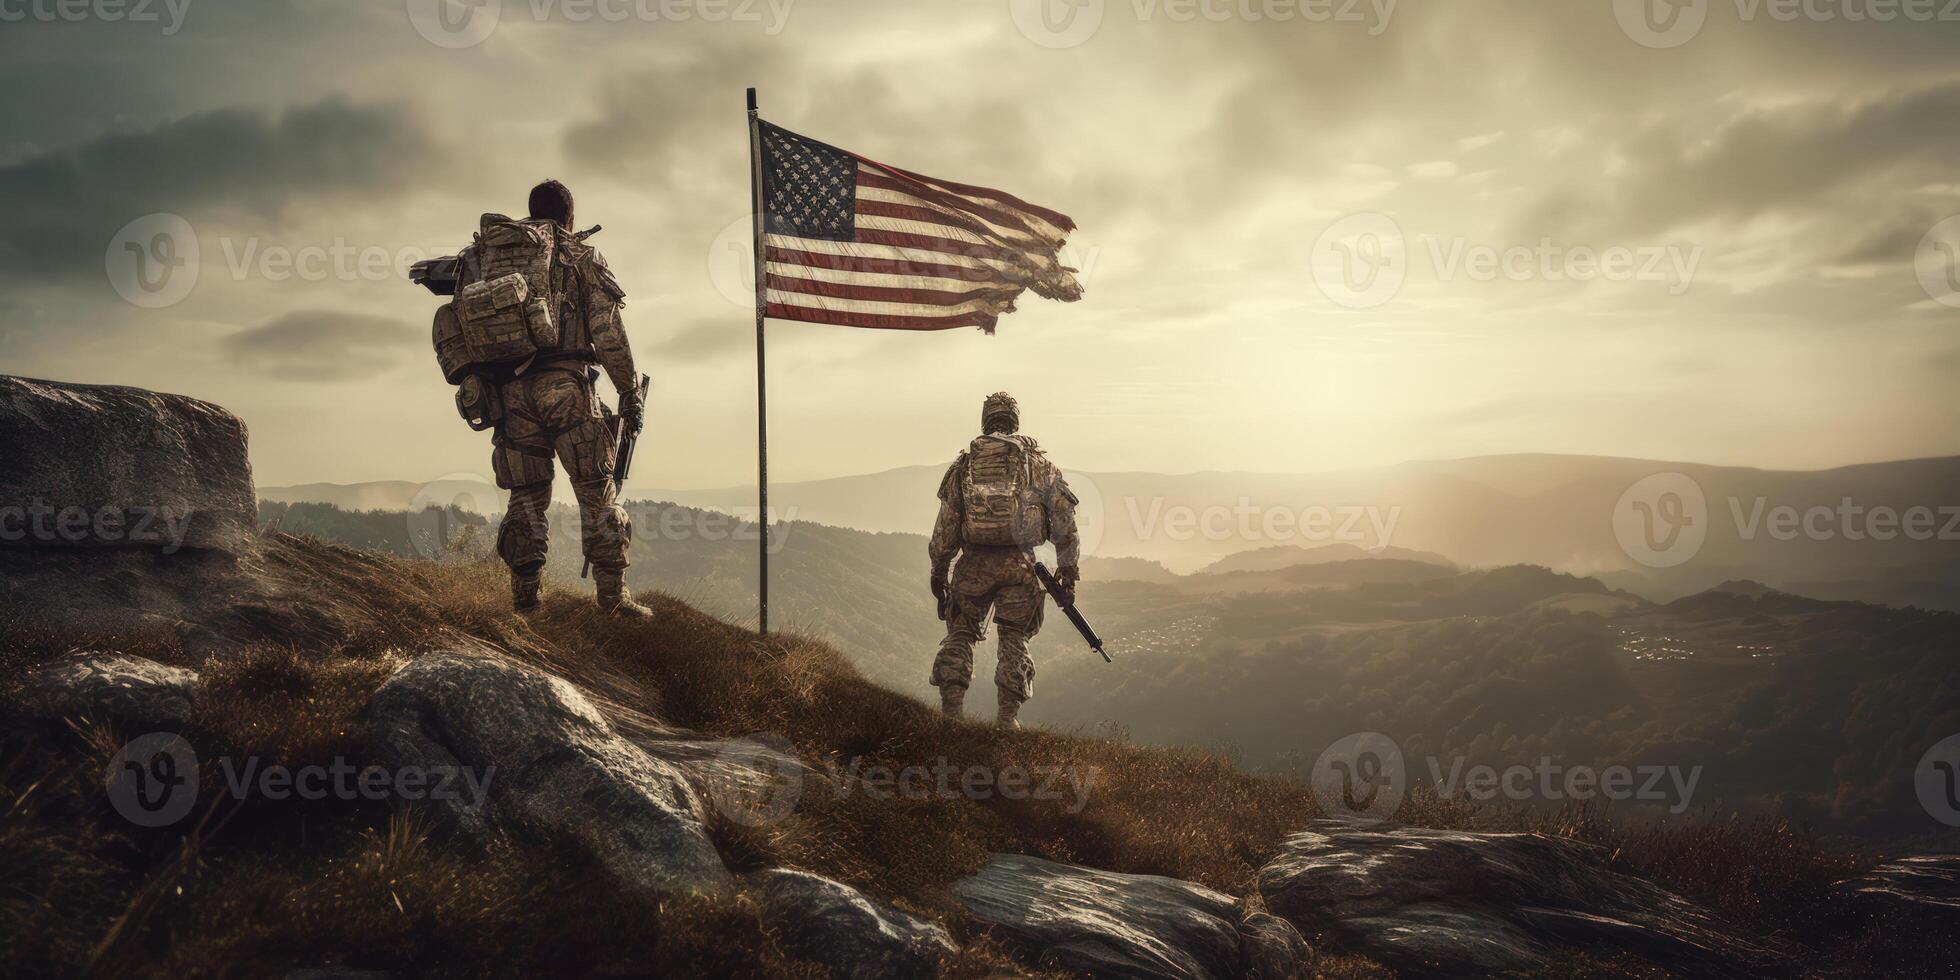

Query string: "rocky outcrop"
[1258, 820, 1788, 978]
[954, 853, 1309, 980]
[363, 641, 730, 897]
[0, 376, 255, 552]
[748, 868, 955, 978]
[11, 652, 198, 729]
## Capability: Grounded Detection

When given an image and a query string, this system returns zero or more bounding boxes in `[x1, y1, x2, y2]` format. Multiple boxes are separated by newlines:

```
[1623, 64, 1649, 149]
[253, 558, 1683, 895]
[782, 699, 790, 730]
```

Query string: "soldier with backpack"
[927, 392, 1081, 728]
[420, 180, 651, 617]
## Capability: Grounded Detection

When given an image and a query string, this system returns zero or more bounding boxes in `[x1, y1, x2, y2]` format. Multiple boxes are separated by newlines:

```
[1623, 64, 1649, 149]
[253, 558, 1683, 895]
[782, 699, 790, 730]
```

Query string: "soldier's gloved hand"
[618, 393, 645, 434]
[930, 571, 950, 606]
[1055, 565, 1080, 605]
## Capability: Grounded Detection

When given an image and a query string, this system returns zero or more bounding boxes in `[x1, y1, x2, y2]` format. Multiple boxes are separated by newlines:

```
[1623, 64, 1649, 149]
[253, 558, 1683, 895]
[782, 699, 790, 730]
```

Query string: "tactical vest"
[960, 434, 1049, 548]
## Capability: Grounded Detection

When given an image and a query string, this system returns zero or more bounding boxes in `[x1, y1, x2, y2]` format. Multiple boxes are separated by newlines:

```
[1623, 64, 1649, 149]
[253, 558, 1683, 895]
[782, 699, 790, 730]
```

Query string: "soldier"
[473, 180, 650, 617]
[928, 392, 1080, 728]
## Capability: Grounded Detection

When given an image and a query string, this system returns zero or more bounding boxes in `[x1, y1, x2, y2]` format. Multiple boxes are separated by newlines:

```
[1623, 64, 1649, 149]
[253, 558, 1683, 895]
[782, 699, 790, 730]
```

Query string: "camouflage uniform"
[469, 183, 646, 614]
[928, 395, 1079, 725]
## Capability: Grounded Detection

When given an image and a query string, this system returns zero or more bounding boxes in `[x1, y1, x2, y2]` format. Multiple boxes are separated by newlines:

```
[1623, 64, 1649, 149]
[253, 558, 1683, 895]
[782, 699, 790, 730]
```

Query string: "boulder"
[11, 652, 198, 729]
[748, 868, 956, 978]
[954, 853, 1305, 980]
[1237, 912, 1312, 979]
[363, 641, 730, 897]
[0, 375, 254, 552]
[1258, 820, 1788, 978]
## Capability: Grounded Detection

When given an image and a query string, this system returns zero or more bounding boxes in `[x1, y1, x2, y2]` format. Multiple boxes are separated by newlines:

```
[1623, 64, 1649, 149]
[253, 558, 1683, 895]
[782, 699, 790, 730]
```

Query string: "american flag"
[757, 120, 1083, 333]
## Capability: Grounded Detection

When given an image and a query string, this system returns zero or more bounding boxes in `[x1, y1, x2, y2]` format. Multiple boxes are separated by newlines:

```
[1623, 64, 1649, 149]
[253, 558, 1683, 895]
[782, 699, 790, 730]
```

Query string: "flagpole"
[747, 87, 770, 635]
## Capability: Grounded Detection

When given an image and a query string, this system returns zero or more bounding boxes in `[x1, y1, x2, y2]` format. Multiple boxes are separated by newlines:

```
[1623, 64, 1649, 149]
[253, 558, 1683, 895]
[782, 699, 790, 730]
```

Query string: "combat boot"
[996, 699, 1022, 730]
[511, 567, 543, 612]
[594, 568, 653, 619]
[940, 685, 966, 718]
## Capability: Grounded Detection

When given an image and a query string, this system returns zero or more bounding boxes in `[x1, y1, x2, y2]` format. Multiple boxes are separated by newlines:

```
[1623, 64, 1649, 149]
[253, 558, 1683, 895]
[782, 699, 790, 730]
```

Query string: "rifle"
[582, 372, 651, 579]
[1024, 550, 1111, 663]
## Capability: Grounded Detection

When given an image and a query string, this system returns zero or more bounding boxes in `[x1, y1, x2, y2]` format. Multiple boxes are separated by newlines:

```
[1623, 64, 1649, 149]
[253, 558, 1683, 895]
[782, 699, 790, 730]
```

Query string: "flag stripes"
[758, 120, 1081, 333]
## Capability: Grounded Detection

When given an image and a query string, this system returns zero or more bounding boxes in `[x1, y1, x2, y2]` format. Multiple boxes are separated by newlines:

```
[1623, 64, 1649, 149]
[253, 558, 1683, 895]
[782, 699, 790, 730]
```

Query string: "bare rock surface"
[954, 852, 1306, 980]
[0, 375, 254, 552]
[1258, 820, 1790, 978]
[363, 641, 730, 897]
[748, 868, 956, 978]
[10, 652, 199, 729]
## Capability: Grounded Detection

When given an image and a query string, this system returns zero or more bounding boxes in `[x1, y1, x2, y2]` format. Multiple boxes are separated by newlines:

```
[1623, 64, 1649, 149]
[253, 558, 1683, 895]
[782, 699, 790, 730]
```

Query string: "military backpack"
[960, 434, 1048, 548]
[431, 214, 563, 385]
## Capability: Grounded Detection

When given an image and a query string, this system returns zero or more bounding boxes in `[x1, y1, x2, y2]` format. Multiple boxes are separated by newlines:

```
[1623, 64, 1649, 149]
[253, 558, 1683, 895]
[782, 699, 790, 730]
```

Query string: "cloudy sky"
[3, 0, 1957, 492]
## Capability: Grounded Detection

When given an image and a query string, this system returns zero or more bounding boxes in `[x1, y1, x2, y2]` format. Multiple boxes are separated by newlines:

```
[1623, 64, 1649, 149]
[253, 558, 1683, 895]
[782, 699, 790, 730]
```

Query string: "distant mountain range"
[265, 452, 1960, 608]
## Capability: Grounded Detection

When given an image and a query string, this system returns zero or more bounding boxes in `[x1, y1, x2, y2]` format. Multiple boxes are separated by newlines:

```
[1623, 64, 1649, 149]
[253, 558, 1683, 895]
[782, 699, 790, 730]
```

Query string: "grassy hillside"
[4, 535, 1952, 977]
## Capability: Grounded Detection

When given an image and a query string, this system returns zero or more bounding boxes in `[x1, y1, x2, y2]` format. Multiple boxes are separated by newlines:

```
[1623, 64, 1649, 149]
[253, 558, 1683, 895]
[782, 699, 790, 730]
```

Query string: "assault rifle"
[1024, 549, 1111, 663]
[582, 372, 651, 580]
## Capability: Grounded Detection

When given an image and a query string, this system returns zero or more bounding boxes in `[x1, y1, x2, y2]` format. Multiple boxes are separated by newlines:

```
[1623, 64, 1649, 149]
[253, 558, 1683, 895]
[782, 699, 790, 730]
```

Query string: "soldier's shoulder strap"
[568, 241, 626, 302]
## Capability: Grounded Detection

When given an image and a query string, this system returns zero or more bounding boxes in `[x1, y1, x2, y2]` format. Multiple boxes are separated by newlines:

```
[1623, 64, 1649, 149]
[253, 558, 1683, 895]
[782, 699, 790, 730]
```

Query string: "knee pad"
[496, 515, 548, 569]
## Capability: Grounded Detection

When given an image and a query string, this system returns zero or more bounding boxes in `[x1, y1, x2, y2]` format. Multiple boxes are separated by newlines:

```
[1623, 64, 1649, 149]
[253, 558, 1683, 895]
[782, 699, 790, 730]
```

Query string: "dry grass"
[0, 533, 1951, 978]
